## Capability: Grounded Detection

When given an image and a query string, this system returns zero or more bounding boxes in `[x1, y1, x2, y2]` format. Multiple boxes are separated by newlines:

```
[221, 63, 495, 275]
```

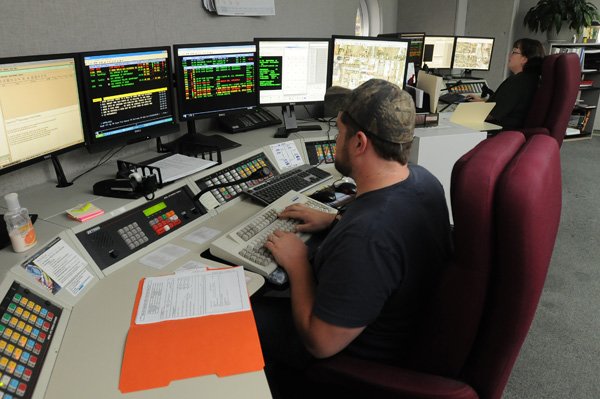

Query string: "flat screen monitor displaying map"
[423, 36, 455, 69]
[330, 35, 410, 90]
[452, 36, 495, 71]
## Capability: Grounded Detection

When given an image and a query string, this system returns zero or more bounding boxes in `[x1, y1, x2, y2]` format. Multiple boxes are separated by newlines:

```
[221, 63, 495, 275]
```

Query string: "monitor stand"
[161, 121, 241, 153]
[51, 154, 72, 188]
[274, 105, 322, 139]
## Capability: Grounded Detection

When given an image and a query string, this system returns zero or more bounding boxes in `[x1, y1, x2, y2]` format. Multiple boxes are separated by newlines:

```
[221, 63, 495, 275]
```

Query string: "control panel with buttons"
[75, 186, 203, 272]
[195, 153, 277, 206]
[0, 281, 62, 399]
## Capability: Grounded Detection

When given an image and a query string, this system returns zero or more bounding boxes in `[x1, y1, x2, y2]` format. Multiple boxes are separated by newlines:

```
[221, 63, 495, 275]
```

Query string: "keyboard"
[210, 191, 337, 285]
[244, 164, 332, 205]
[218, 107, 281, 133]
[439, 92, 468, 104]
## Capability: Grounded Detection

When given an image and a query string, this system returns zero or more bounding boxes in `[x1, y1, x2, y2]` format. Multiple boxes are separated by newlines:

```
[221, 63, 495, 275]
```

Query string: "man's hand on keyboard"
[264, 230, 308, 272]
[278, 204, 337, 233]
[465, 94, 485, 102]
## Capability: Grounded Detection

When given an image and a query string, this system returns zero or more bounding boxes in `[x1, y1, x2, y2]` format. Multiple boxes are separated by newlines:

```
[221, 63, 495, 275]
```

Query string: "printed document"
[147, 154, 217, 183]
[135, 267, 250, 324]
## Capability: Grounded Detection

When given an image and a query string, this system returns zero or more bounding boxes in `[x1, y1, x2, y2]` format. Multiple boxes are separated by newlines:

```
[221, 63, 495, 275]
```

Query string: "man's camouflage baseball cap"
[342, 79, 415, 144]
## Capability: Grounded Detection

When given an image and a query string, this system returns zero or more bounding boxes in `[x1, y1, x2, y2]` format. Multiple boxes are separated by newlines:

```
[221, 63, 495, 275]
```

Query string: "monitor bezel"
[255, 37, 332, 107]
[452, 36, 495, 71]
[423, 35, 456, 70]
[0, 52, 87, 177]
[328, 35, 411, 90]
[172, 41, 258, 121]
[78, 46, 178, 154]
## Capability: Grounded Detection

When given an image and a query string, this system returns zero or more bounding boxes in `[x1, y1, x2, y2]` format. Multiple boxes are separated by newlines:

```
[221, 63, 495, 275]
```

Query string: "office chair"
[305, 132, 561, 399]
[522, 52, 581, 147]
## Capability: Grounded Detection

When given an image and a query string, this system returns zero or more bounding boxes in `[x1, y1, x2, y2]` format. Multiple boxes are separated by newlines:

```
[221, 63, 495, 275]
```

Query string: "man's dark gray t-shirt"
[311, 165, 452, 361]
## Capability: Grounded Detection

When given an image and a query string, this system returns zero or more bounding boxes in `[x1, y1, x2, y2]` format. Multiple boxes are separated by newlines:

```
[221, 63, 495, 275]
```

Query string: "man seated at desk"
[252, 79, 453, 396]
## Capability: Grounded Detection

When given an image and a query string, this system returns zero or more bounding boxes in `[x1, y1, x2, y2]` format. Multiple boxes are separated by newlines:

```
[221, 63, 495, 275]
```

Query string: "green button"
[0, 325, 5, 334]
[2, 313, 10, 323]
[7, 304, 16, 313]
[13, 294, 21, 302]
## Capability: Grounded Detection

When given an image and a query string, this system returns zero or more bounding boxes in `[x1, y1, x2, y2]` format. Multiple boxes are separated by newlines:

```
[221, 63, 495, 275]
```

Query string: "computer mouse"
[309, 188, 337, 203]
[335, 182, 357, 195]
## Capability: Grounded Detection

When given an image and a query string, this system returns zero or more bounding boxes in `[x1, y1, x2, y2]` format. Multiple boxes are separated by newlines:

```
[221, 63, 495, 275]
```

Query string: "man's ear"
[354, 131, 369, 154]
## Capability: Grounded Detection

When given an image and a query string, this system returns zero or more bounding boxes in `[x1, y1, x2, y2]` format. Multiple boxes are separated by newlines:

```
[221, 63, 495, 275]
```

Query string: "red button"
[47, 312, 54, 321]
[28, 356, 37, 368]
[33, 343, 42, 355]
[37, 332, 47, 342]
[23, 368, 32, 381]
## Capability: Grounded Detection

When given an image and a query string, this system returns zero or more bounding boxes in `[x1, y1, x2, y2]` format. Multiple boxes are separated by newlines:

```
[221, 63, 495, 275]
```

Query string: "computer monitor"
[0, 54, 86, 187]
[378, 32, 425, 67]
[174, 42, 257, 120]
[452, 36, 495, 76]
[79, 47, 178, 153]
[256, 38, 331, 138]
[423, 36, 455, 70]
[330, 35, 410, 90]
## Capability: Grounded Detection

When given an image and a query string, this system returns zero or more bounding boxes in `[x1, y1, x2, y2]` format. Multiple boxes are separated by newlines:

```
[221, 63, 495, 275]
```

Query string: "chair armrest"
[307, 355, 478, 399]
[519, 127, 550, 139]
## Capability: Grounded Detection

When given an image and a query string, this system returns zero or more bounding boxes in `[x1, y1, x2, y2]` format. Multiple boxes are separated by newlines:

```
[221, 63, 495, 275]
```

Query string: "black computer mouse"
[310, 188, 337, 203]
[335, 182, 357, 195]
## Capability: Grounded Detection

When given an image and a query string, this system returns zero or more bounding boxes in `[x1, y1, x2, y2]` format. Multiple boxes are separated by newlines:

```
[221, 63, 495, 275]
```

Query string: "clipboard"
[119, 278, 264, 393]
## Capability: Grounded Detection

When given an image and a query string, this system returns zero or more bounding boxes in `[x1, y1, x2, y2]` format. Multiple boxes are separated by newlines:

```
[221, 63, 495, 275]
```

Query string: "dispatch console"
[75, 185, 204, 272]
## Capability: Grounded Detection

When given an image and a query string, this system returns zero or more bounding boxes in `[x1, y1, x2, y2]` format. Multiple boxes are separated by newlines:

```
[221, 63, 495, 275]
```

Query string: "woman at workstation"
[467, 38, 545, 130]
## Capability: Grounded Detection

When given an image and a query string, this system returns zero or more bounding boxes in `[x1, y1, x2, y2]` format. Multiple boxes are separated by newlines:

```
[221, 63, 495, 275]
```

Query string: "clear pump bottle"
[3, 193, 37, 252]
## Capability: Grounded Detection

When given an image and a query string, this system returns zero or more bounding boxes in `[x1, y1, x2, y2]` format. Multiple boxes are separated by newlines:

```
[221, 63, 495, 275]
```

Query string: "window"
[355, 0, 381, 37]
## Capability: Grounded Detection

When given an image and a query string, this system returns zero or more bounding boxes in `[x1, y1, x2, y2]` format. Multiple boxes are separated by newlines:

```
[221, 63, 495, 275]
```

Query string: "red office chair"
[305, 132, 561, 399]
[522, 52, 581, 147]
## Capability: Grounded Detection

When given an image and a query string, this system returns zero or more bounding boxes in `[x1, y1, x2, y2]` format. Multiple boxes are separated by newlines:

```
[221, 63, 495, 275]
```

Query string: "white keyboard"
[210, 191, 337, 284]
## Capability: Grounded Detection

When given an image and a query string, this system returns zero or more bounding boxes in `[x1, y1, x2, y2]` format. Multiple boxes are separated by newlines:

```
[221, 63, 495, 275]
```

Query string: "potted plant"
[523, 0, 600, 41]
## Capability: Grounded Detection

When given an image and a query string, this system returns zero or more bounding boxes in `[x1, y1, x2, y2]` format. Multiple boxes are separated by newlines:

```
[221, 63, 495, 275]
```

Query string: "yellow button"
[6, 360, 16, 374]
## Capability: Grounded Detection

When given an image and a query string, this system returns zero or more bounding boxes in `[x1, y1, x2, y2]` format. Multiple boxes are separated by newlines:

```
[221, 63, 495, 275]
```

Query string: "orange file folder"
[119, 279, 264, 393]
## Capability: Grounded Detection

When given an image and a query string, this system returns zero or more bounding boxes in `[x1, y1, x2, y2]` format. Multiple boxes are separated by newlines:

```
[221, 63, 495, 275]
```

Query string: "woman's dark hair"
[514, 38, 545, 74]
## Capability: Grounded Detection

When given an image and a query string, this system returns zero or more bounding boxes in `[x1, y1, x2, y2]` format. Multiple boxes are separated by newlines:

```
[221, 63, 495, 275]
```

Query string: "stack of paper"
[66, 202, 104, 222]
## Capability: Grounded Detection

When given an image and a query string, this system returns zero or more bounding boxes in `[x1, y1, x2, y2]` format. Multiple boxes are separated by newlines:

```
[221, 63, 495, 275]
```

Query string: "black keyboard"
[439, 92, 468, 104]
[244, 165, 332, 205]
[219, 107, 281, 133]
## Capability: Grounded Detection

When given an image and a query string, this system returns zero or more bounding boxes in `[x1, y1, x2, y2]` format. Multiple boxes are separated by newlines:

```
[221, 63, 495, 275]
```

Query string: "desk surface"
[0, 119, 482, 399]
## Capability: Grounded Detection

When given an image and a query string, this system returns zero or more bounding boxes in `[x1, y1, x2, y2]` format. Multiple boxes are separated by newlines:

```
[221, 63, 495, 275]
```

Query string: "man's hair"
[340, 111, 412, 165]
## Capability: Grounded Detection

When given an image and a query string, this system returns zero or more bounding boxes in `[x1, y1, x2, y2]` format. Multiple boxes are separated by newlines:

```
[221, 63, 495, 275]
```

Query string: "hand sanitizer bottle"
[3, 193, 37, 252]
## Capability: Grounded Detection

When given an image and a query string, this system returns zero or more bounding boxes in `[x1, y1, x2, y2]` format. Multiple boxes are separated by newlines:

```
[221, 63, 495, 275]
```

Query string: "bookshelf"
[549, 43, 600, 140]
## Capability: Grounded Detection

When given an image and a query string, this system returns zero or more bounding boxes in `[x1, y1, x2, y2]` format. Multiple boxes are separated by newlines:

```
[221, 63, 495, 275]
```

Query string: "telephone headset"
[93, 171, 159, 200]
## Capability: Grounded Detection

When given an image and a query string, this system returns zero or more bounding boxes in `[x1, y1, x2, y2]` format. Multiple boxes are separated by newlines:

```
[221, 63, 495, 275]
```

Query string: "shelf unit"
[549, 43, 600, 140]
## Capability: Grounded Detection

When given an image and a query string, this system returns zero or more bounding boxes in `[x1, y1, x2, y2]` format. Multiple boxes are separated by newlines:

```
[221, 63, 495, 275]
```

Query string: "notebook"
[450, 102, 502, 131]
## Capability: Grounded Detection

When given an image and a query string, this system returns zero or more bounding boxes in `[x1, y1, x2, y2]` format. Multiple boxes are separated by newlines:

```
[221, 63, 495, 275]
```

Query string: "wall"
[396, 0, 457, 35]
[465, 0, 519, 87]
[0, 0, 360, 197]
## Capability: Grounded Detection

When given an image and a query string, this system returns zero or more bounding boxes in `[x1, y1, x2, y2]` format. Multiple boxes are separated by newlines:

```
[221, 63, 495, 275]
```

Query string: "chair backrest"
[524, 53, 581, 147]
[461, 134, 562, 399]
[524, 54, 560, 128]
[409, 131, 526, 376]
